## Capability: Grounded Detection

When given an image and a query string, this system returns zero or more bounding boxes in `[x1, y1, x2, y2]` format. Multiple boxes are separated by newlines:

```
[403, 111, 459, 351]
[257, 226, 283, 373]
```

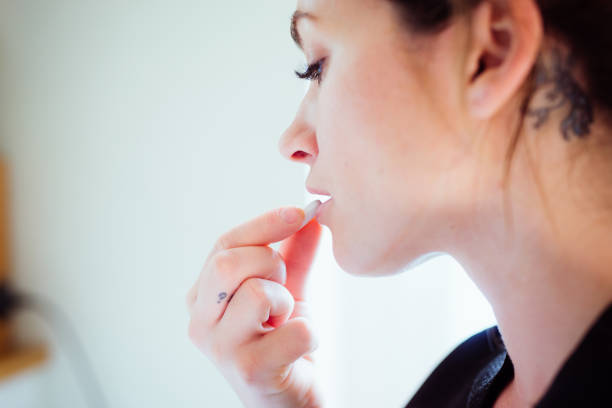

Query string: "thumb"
[278, 217, 323, 302]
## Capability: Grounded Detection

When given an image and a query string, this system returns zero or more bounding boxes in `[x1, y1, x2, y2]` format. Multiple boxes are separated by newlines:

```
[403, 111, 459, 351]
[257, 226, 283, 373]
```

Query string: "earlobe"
[465, 0, 543, 120]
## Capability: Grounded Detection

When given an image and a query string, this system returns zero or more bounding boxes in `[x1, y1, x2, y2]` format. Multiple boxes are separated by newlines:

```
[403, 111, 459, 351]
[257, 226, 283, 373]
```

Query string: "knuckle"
[212, 249, 238, 275]
[244, 278, 268, 303]
[293, 318, 311, 338]
[243, 278, 271, 317]
[214, 234, 231, 252]
[185, 285, 197, 308]
[293, 318, 318, 350]
[244, 277, 264, 296]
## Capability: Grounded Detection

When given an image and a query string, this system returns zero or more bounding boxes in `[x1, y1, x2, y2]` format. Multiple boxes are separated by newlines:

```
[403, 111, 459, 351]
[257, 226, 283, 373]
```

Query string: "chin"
[330, 240, 370, 276]
[331, 242, 398, 277]
[332, 240, 446, 277]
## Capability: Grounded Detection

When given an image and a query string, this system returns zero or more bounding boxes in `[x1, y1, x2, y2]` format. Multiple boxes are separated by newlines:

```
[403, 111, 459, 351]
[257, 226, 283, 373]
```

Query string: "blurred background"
[0, 1, 496, 407]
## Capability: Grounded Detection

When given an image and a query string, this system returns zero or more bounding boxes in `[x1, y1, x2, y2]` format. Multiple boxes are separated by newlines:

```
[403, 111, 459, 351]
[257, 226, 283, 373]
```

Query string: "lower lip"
[315, 198, 333, 220]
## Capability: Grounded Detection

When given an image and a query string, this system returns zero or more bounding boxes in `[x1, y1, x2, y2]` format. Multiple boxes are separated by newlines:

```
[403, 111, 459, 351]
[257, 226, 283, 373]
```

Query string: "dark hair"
[388, 0, 612, 110]
[388, 0, 612, 230]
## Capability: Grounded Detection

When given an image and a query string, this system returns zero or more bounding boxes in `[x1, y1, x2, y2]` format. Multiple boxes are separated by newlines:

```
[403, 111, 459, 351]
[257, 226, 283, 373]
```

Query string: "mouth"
[307, 192, 332, 207]
[305, 186, 332, 220]
[306, 186, 331, 196]
[315, 196, 333, 219]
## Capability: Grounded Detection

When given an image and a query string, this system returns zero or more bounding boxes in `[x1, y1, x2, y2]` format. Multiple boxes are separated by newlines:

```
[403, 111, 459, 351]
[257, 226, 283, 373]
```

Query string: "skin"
[278, 0, 612, 406]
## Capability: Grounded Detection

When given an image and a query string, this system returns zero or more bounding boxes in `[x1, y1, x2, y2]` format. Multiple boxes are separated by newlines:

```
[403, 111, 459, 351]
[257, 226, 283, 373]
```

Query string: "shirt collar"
[468, 301, 612, 407]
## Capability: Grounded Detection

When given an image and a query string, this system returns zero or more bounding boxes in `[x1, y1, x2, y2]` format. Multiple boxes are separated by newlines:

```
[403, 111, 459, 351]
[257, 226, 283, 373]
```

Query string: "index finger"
[205, 206, 306, 261]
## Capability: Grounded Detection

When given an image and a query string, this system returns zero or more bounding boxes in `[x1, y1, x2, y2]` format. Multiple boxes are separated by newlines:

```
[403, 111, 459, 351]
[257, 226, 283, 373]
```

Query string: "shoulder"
[405, 325, 505, 408]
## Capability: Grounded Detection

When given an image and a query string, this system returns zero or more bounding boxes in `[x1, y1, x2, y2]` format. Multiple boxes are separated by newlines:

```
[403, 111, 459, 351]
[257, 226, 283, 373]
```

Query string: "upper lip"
[306, 186, 331, 196]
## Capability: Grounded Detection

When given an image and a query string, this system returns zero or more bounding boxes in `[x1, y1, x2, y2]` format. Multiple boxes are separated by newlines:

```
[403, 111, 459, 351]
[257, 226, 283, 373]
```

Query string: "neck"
[485, 257, 610, 405]
[450, 123, 612, 405]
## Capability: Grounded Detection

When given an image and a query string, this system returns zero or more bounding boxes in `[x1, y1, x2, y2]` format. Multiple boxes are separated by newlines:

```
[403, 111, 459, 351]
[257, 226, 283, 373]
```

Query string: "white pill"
[299, 199, 322, 229]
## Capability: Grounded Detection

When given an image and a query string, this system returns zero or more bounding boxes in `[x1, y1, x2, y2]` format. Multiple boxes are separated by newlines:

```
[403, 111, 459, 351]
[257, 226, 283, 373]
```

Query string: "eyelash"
[294, 58, 326, 84]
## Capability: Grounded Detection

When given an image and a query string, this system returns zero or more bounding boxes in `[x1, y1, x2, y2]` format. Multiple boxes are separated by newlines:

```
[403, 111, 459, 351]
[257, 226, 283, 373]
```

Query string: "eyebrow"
[290, 10, 317, 51]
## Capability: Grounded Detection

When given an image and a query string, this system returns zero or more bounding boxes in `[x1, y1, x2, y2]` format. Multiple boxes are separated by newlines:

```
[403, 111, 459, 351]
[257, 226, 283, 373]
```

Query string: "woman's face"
[279, 0, 490, 276]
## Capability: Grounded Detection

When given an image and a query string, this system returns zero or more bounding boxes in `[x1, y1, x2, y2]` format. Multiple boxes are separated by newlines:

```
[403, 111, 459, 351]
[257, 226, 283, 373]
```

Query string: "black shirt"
[405, 302, 612, 407]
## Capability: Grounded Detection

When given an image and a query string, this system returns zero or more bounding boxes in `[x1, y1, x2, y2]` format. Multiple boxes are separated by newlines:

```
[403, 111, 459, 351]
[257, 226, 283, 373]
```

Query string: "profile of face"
[278, 0, 539, 276]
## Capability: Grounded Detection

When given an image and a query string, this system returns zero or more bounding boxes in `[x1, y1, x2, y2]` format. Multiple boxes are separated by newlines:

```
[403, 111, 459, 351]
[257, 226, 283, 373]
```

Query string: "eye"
[294, 58, 326, 85]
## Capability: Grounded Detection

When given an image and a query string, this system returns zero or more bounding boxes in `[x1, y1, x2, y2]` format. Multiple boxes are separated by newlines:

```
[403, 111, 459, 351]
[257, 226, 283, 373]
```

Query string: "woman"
[186, 0, 612, 406]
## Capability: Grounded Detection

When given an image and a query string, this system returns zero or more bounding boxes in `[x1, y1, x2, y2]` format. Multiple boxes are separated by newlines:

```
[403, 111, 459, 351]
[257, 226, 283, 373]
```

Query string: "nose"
[278, 98, 318, 166]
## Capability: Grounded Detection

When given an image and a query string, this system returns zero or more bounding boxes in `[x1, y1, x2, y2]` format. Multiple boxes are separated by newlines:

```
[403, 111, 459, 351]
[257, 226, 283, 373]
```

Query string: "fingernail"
[280, 207, 300, 224]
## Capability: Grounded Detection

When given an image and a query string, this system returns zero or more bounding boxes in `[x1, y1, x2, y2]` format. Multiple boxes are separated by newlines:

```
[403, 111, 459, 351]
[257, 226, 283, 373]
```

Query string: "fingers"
[278, 218, 323, 302]
[187, 204, 320, 371]
[217, 278, 295, 348]
[225, 318, 318, 392]
[193, 246, 287, 327]
[248, 317, 319, 373]
[204, 207, 306, 264]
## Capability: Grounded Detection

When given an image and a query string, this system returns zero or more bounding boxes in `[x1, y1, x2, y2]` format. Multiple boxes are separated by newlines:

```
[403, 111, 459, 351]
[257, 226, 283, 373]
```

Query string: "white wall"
[0, 1, 496, 407]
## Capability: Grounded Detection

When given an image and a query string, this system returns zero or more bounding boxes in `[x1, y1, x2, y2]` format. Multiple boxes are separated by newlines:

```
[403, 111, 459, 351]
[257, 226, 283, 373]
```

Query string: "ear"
[465, 0, 543, 119]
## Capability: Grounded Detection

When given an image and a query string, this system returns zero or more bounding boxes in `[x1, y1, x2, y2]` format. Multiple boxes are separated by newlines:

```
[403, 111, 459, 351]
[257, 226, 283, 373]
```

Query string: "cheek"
[313, 59, 461, 274]
[319, 56, 442, 198]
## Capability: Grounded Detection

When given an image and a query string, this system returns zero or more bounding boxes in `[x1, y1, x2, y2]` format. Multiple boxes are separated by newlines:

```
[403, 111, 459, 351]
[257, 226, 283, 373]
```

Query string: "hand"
[186, 206, 324, 408]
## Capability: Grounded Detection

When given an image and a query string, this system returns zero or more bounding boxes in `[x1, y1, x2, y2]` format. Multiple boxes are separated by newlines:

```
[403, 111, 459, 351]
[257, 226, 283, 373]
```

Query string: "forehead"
[294, 0, 335, 31]
[296, 0, 370, 19]
[294, 0, 388, 39]
[297, 0, 325, 12]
